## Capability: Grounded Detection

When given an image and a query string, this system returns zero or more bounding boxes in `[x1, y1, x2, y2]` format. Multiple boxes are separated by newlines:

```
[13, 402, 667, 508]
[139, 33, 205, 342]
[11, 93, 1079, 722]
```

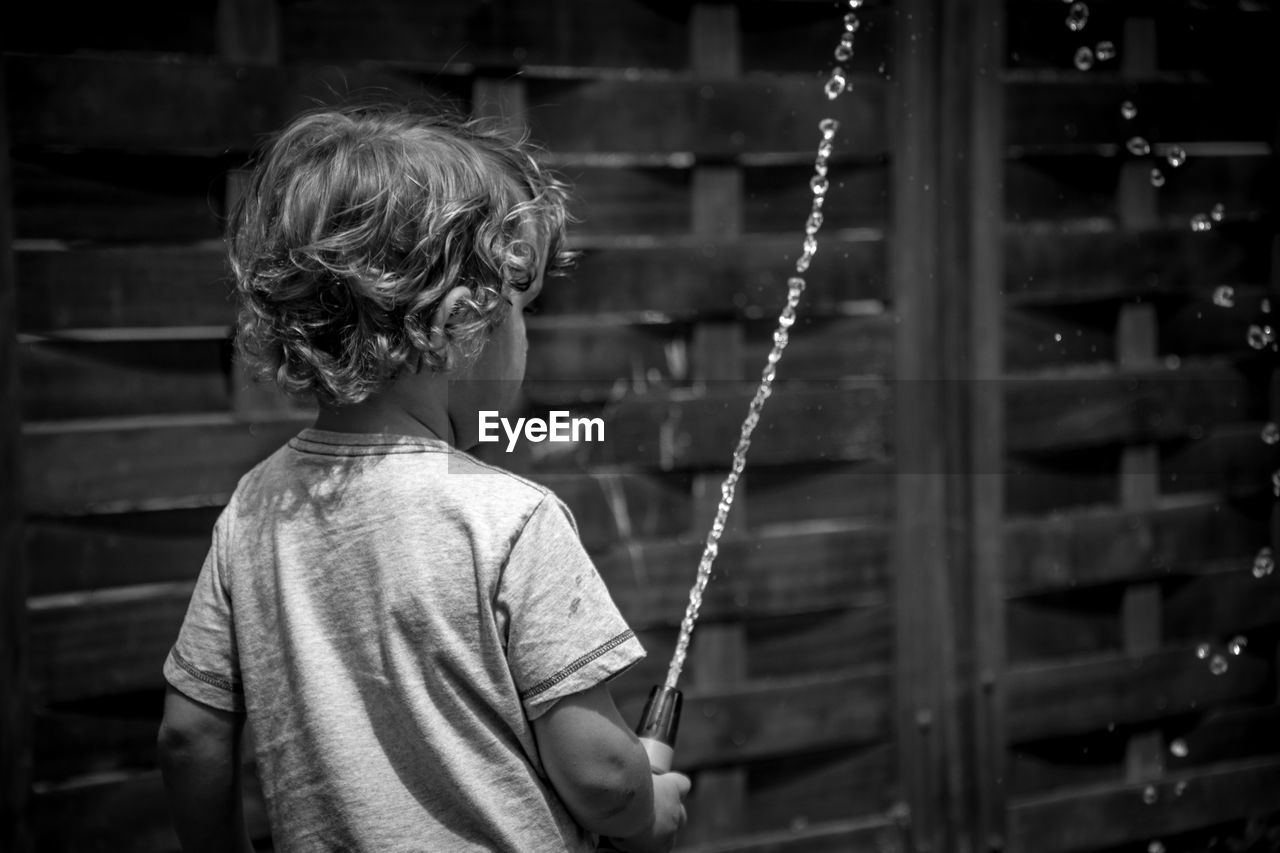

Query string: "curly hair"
[228, 104, 574, 407]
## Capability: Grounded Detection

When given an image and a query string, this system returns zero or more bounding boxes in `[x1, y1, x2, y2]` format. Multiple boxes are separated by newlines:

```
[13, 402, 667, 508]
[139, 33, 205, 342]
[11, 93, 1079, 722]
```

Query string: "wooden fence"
[2, 1, 1277, 851]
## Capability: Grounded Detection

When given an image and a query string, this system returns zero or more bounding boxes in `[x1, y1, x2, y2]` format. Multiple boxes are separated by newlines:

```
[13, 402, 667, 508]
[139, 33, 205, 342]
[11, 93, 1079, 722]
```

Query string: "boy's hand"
[611, 770, 692, 853]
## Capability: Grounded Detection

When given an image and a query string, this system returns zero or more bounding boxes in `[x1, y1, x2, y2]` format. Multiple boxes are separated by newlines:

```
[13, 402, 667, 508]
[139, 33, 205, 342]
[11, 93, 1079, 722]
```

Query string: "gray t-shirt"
[163, 429, 645, 852]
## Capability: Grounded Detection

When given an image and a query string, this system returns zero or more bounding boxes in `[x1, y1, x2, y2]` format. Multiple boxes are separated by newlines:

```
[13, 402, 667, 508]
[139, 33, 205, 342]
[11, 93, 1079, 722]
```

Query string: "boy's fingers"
[664, 771, 692, 797]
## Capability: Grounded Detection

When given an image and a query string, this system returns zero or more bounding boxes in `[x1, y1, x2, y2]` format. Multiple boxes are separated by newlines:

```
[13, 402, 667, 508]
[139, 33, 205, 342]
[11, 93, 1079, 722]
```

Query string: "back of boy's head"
[229, 103, 572, 407]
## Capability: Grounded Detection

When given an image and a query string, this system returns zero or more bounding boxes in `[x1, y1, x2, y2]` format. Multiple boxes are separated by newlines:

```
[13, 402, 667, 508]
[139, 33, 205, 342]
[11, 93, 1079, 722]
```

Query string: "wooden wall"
[2, 1, 1278, 851]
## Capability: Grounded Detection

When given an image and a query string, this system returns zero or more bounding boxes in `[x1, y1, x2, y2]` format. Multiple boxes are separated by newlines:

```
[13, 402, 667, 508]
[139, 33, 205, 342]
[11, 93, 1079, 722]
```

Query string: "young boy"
[157, 105, 690, 852]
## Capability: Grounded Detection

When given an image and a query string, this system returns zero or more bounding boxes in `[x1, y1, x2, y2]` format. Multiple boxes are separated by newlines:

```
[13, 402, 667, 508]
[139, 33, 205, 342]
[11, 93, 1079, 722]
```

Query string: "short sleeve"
[499, 494, 645, 720]
[162, 512, 245, 713]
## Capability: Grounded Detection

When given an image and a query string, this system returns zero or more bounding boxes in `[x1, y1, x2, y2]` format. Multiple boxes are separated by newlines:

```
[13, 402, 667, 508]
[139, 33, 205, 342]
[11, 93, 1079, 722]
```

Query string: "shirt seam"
[170, 647, 244, 695]
[520, 630, 637, 702]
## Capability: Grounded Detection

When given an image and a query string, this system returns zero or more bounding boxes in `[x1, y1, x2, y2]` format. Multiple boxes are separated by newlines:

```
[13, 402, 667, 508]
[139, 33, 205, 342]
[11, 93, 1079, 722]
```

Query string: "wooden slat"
[1006, 222, 1273, 305]
[745, 607, 892, 678]
[12, 154, 229, 242]
[680, 815, 904, 853]
[16, 235, 886, 331]
[20, 339, 231, 419]
[617, 669, 889, 770]
[595, 381, 887, 469]
[1003, 497, 1267, 595]
[0, 56, 31, 853]
[1004, 362, 1258, 454]
[16, 245, 232, 332]
[1166, 706, 1280, 770]
[1005, 155, 1274, 226]
[1005, 80, 1274, 148]
[22, 415, 307, 514]
[597, 524, 890, 629]
[524, 76, 887, 158]
[744, 745, 895, 835]
[1007, 757, 1280, 853]
[745, 461, 894, 527]
[5, 54, 470, 153]
[1163, 569, 1280, 640]
[1006, 646, 1272, 743]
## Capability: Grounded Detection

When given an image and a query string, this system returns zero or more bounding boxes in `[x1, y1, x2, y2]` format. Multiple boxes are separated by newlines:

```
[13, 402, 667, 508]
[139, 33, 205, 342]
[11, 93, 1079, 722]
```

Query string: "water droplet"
[805, 211, 824, 236]
[803, 235, 818, 258]
[1262, 298, 1271, 314]
[1210, 202, 1225, 222]
[1262, 423, 1280, 445]
[778, 312, 796, 330]
[788, 276, 806, 295]
[1121, 100, 1138, 120]
[1195, 643, 1210, 660]
[1126, 136, 1151, 156]
[1066, 2, 1090, 31]
[1273, 470, 1280, 497]
[1142, 785, 1158, 805]
[1073, 46, 1095, 70]
[844, 12, 861, 32]
[1170, 738, 1189, 758]
[1166, 146, 1187, 168]
[1249, 545, 1271, 577]
[819, 118, 839, 139]
[1150, 167, 1165, 188]
[1053, 332, 1063, 342]
[1190, 213, 1212, 232]
[824, 68, 847, 100]
[1095, 40, 1116, 61]
[1209, 653, 1228, 675]
[817, 140, 834, 160]
[1212, 285, 1235, 308]
[1174, 781, 1187, 797]
[810, 175, 829, 198]
[835, 36, 853, 62]
[1148, 841, 1166, 853]
[847, 0, 863, 8]
[1248, 324, 1269, 349]
[1228, 635, 1247, 655]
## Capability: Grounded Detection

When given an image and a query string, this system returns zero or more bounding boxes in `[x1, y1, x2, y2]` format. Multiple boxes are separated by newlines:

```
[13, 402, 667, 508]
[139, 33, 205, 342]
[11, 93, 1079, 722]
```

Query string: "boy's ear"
[428, 285, 471, 359]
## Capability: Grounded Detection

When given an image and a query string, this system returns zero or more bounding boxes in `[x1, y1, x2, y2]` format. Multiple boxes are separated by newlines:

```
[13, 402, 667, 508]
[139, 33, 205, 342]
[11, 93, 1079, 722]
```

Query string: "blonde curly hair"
[229, 104, 573, 407]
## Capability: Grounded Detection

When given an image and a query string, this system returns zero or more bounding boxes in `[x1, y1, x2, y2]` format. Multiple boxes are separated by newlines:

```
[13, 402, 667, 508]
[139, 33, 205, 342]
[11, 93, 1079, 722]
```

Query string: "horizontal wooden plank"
[1006, 221, 1274, 305]
[1006, 154, 1275, 227]
[680, 815, 904, 853]
[3, 0, 218, 55]
[28, 583, 192, 705]
[20, 339, 231, 419]
[595, 381, 887, 469]
[1005, 362, 1260, 454]
[617, 669, 890, 770]
[16, 245, 232, 332]
[1006, 645, 1272, 743]
[1003, 497, 1269, 595]
[5, 54, 471, 153]
[12, 153, 229, 242]
[1007, 757, 1280, 853]
[1166, 706, 1280, 771]
[1164, 569, 1280, 640]
[22, 415, 307, 514]
[524, 76, 886, 157]
[1006, 589, 1121, 665]
[744, 745, 894, 836]
[745, 460, 895, 527]
[598, 523, 890, 628]
[17, 235, 886, 332]
[1006, 80, 1275, 148]
[31, 763, 270, 853]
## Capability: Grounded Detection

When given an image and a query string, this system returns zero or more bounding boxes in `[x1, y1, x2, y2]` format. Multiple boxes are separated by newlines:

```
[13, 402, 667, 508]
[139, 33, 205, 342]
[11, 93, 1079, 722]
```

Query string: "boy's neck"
[313, 382, 454, 445]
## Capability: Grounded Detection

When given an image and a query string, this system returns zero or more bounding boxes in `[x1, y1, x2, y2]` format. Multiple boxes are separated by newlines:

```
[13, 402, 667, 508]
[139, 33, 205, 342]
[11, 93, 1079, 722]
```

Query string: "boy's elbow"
[560, 748, 653, 837]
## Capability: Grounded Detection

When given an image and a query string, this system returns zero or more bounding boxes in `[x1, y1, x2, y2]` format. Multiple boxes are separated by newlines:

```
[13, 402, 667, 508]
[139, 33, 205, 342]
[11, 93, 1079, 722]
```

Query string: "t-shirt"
[163, 428, 646, 852]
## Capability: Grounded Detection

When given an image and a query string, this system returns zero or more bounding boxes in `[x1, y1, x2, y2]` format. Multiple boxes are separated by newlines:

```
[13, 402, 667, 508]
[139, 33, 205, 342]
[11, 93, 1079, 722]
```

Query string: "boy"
[157, 105, 690, 852]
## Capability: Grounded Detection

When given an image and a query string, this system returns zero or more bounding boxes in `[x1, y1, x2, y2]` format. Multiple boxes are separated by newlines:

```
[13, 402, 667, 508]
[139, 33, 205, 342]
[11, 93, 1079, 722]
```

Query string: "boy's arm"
[532, 682, 690, 852]
[157, 686, 255, 853]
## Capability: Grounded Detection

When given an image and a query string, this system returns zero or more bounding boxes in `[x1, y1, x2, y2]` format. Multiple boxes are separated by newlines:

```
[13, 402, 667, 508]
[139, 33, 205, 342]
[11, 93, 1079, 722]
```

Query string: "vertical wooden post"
[0, 57, 33, 853]
[682, 5, 749, 844]
[893, 0, 1005, 850]
[1116, 15, 1166, 786]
